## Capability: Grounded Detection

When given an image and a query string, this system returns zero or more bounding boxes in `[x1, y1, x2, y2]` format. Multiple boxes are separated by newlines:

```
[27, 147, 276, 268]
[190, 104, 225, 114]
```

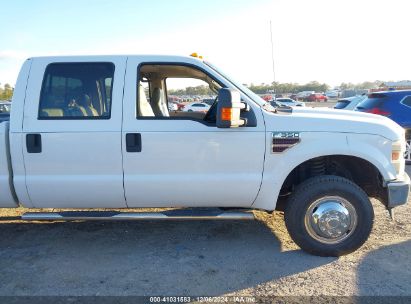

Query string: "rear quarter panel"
[8, 59, 33, 207]
[0, 122, 19, 207]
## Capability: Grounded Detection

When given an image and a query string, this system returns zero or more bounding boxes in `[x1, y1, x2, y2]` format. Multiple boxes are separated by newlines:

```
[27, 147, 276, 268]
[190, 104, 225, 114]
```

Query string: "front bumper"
[387, 173, 410, 208]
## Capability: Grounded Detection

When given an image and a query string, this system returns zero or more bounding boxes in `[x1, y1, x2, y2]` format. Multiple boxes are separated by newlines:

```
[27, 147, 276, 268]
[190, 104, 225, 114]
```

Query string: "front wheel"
[284, 175, 374, 256]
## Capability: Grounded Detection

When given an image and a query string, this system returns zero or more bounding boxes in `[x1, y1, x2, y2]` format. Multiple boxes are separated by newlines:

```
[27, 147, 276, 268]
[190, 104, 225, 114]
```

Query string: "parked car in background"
[0, 101, 11, 122]
[355, 90, 411, 162]
[325, 90, 340, 98]
[0, 101, 11, 112]
[176, 103, 185, 111]
[260, 94, 274, 102]
[183, 102, 211, 112]
[305, 93, 328, 102]
[269, 100, 283, 108]
[168, 102, 178, 111]
[295, 91, 315, 100]
[334, 95, 367, 110]
[202, 98, 216, 106]
[270, 100, 294, 109]
[275, 98, 305, 107]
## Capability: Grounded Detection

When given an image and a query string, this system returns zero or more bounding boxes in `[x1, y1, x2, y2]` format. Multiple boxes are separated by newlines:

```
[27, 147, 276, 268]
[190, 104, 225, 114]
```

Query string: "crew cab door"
[121, 58, 266, 207]
[21, 57, 127, 208]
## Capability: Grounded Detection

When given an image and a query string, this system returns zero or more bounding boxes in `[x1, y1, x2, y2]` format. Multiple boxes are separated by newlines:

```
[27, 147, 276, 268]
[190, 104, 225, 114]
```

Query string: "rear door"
[22, 57, 127, 208]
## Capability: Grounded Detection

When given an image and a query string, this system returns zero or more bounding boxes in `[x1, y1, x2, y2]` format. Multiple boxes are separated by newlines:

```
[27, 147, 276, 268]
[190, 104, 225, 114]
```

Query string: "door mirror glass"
[216, 88, 247, 128]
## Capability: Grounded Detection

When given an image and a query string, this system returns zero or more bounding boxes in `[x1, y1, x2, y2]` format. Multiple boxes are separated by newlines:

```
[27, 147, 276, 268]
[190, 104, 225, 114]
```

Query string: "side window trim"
[37, 62, 115, 120]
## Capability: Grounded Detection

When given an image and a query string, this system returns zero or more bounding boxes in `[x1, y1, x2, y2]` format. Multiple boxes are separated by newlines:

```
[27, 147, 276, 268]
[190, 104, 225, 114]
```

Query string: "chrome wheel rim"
[304, 196, 358, 244]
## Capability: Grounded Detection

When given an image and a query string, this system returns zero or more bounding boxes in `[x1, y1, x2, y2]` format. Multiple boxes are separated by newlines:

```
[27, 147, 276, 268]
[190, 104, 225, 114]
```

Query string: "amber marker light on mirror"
[221, 108, 233, 121]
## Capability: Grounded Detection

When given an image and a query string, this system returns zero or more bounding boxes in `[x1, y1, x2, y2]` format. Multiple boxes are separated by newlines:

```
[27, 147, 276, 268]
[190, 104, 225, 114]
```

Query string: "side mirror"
[216, 88, 248, 128]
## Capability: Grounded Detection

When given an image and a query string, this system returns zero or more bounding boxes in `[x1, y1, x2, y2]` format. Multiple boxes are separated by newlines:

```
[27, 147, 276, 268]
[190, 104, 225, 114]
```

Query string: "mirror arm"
[240, 118, 248, 127]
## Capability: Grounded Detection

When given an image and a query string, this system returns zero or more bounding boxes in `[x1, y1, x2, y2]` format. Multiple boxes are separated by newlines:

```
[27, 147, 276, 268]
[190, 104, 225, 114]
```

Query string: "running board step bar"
[21, 210, 255, 221]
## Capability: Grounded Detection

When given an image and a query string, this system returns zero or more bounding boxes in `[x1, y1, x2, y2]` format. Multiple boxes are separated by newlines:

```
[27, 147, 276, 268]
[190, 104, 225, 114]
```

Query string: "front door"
[122, 58, 266, 207]
[22, 57, 127, 208]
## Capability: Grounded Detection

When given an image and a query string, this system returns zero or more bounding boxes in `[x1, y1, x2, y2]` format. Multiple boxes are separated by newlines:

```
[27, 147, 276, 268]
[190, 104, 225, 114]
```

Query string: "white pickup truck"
[0, 54, 409, 256]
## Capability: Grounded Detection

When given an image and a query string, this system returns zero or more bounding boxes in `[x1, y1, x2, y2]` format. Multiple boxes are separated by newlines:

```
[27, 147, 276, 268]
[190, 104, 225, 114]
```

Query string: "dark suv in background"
[355, 90, 411, 162]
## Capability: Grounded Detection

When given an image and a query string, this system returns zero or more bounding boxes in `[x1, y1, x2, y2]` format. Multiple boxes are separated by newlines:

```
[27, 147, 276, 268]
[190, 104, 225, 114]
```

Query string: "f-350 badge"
[272, 132, 301, 153]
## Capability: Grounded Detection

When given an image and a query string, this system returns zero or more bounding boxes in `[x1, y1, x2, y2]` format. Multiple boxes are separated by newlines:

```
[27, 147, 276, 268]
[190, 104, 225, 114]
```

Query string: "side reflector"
[392, 152, 400, 161]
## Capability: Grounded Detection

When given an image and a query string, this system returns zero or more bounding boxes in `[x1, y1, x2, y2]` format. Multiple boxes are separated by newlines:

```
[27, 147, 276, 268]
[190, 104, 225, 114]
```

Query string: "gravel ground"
[0, 167, 409, 298]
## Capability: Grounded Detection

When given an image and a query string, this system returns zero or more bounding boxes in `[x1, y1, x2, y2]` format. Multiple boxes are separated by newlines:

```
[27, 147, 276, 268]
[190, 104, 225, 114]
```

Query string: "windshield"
[204, 61, 266, 107]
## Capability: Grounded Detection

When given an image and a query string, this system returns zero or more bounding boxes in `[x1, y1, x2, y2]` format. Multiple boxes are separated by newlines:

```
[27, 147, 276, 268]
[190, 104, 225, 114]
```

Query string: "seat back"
[151, 88, 169, 117]
[41, 108, 64, 117]
[40, 95, 64, 117]
[77, 94, 98, 116]
[138, 85, 155, 117]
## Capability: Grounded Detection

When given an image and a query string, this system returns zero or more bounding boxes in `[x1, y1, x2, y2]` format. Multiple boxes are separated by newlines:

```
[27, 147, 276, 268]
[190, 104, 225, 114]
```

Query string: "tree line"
[169, 85, 213, 96]
[0, 80, 384, 100]
[168, 81, 382, 96]
[0, 84, 13, 100]
[246, 81, 329, 94]
[168, 82, 330, 96]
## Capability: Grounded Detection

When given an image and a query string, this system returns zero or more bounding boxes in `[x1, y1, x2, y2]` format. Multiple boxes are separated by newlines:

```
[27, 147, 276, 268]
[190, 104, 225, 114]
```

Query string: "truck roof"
[27, 54, 203, 63]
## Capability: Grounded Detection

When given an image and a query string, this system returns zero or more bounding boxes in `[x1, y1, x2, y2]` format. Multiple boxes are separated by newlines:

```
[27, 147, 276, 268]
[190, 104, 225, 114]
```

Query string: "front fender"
[252, 132, 395, 211]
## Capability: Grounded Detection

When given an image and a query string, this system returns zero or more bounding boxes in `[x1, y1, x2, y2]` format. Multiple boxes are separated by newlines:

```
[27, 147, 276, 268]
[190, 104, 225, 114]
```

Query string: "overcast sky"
[1, 0, 410, 87]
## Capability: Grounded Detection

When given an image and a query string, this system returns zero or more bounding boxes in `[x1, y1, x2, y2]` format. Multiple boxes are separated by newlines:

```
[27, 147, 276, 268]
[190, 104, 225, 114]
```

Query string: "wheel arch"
[275, 154, 388, 210]
[252, 152, 391, 211]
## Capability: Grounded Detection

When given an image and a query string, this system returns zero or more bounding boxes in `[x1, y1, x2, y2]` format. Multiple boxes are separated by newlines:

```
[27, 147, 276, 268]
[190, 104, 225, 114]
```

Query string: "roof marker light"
[190, 53, 203, 59]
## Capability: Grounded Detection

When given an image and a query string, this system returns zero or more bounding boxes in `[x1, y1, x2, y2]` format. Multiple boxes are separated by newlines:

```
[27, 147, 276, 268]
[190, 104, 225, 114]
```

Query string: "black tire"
[284, 175, 374, 257]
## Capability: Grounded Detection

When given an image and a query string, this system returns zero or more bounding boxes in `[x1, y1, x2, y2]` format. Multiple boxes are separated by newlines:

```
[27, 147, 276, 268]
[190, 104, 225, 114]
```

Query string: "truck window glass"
[38, 62, 115, 119]
[137, 64, 220, 122]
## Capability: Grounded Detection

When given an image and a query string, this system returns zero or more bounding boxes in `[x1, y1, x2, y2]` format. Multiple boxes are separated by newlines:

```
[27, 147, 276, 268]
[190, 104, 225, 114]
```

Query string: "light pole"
[270, 20, 277, 99]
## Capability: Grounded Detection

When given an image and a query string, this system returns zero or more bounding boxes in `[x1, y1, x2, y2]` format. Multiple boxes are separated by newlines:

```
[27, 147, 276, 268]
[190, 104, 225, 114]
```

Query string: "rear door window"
[334, 100, 350, 109]
[356, 93, 387, 110]
[38, 62, 115, 119]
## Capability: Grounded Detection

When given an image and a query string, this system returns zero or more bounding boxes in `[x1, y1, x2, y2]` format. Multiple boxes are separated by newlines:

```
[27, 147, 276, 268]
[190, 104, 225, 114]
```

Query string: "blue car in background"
[355, 90, 411, 162]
